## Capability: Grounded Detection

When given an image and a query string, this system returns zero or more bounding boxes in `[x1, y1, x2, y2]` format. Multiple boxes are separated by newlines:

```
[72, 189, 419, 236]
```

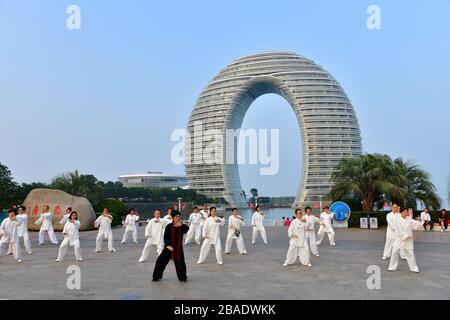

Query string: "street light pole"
[177, 197, 182, 212]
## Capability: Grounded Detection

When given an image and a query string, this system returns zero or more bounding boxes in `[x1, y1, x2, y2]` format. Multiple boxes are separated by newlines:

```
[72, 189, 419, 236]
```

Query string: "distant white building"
[118, 172, 189, 189]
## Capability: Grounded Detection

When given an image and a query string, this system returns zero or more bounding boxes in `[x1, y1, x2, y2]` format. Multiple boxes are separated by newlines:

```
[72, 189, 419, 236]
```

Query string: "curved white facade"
[185, 52, 362, 208]
[118, 172, 188, 189]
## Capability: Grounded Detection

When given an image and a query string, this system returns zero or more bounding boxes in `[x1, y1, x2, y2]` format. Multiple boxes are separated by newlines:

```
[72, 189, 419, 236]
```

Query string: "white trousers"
[225, 232, 246, 254]
[306, 231, 319, 255]
[316, 226, 335, 245]
[388, 248, 419, 272]
[95, 231, 115, 252]
[0, 241, 22, 261]
[39, 228, 58, 245]
[185, 224, 202, 245]
[252, 227, 267, 244]
[383, 238, 406, 259]
[139, 238, 162, 262]
[57, 238, 82, 261]
[121, 228, 137, 243]
[198, 240, 223, 264]
[284, 243, 311, 266]
[8, 234, 32, 254]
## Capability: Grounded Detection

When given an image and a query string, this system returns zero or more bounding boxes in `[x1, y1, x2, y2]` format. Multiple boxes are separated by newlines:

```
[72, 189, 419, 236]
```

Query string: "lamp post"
[177, 197, 182, 212]
[254, 196, 259, 208]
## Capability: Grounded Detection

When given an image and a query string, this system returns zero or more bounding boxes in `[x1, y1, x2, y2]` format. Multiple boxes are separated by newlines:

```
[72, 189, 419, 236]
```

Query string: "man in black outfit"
[152, 210, 189, 282]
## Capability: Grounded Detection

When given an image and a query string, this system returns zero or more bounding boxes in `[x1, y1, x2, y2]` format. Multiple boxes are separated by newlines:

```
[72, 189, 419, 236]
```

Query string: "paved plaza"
[0, 226, 449, 300]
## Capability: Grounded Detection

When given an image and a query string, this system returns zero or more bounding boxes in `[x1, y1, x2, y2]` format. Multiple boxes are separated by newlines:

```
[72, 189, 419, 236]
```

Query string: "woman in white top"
[121, 208, 140, 244]
[58, 207, 72, 225]
[225, 208, 247, 255]
[35, 205, 59, 245]
[94, 208, 115, 253]
[197, 207, 225, 265]
[283, 209, 311, 267]
[56, 211, 82, 262]
[15, 206, 32, 254]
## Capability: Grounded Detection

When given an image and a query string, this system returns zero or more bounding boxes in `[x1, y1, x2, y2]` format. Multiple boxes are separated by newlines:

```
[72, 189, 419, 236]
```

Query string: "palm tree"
[329, 154, 404, 212]
[51, 170, 102, 204]
[391, 158, 441, 210]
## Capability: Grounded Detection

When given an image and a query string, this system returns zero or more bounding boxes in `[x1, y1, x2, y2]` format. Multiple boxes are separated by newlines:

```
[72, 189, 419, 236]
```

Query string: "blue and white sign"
[330, 201, 351, 223]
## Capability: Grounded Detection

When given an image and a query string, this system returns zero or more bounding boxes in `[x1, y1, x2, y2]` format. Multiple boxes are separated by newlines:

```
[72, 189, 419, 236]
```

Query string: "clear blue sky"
[1, 0, 449, 206]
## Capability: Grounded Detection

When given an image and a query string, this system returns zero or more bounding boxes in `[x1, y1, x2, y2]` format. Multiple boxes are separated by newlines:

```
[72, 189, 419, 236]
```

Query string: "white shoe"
[382, 257, 387, 260]
[28, 252, 32, 255]
[330, 243, 336, 246]
[111, 249, 116, 253]
[6, 252, 12, 255]
[138, 259, 144, 263]
[252, 242, 255, 245]
[56, 259, 62, 262]
[121, 241, 125, 244]
[134, 242, 138, 244]
[217, 262, 223, 265]
[315, 254, 320, 258]
[197, 261, 203, 265]
[95, 250, 101, 253]
[282, 263, 288, 267]
[17, 259, 22, 263]
[78, 258, 83, 262]
[411, 270, 420, 273]
[307, 263, 312, 267]
[242, 252, 248, 255]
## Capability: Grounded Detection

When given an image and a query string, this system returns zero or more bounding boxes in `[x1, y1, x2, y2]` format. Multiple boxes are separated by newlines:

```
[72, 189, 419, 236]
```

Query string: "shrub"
[94, 199, 127, 226]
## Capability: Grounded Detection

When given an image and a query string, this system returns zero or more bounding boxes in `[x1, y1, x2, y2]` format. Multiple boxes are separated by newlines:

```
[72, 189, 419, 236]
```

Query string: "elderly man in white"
[138, 210, 170, 263]
[56, 211, 82, 262]
[35, 205, 59, 245]
[251, 206, 267, 245]
[283, 209, 311, 267]
[94, 208, 116, 253]
[382, 204, 407, 260]
[316, 205, 336, 246]
[184, 206, 203, 245]
[197, 207, 225, 265]
[0, 209, 23, 263]
[388, 208, 424, 273]
[420, 208, 434, 231]
[225, 208, 247, 255]
[121, 208, 140, 244]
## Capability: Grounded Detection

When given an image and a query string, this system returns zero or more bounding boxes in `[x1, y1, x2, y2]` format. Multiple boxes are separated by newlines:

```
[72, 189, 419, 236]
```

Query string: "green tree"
[0, 163, 18, 209]
[391, 158, 441, 210]
[250, 188, 258, 197]
[329, 154, 404, 212]
[51, 170, 103, 204]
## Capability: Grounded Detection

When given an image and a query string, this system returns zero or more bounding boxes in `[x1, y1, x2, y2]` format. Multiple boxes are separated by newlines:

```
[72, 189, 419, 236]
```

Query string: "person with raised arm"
[283, 209, 311, 267]
[121, 208, 139, 244]
[35, 205, 58, 245]
[94, 208, 116, 253]
[225, 208, 247, 255]
[251, 206, 267, 245]
[197, 207, 225, 265]
[56, 211, 82, 262]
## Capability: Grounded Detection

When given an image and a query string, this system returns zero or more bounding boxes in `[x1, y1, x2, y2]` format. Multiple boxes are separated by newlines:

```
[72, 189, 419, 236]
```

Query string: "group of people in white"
[0, 202, 440, 275]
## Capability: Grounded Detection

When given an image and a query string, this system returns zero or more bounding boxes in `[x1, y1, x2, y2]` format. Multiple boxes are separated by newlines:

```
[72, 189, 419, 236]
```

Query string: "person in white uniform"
[138, 210, 170, 263]
[58, 207, 72, 226]
[283, 209, 311, 267]
[0, 209, 23, 263]
[56, 211, 82, 262]
[382, 204, 401, 260]
[197, 207, 225, 265]
[316, 205, 336, 246]
[304, 206, 320, 257]
[35, 205, 58, 245]
[388, 208, 424, 273]
[121, 208, 139, 244]
[94, 208, 116, 253]
[251, 206, 267, 245]
[225, 208, 247, 255]
[199, 204, 209, 227]
[184, 207, 202, 245]
[15, 206, 32, 254]
[420, 208, 434, 231]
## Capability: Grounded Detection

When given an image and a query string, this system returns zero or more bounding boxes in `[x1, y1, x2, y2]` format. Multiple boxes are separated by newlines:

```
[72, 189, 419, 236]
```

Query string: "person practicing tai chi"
[56, 211, 82, 262]
[225, 208, 247, 255]
[283, 209, 311, 267]
[0, 209, 23, 263]
[199, 204, 209, 227]
[152, 210, 189, 282]
[388, 208, 424, 273]
[35, 205, 58, 245]
[382, 204, 402, 260]
[197, 207, 225, 265]
[139, 210, 170, 263]
[121, 208, 140, 244]
[94, 208, 116, 253]
[316, 205, 336, 246]
[304, 206, 320, 257]
[251, 206, 267, 245]
[58, 207, 72, 225]
[15, 206, 32, 255]
[184, 206, 202, 245]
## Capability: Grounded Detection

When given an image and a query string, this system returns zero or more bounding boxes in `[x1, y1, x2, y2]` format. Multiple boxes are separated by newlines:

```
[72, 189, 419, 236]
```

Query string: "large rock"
[23, 189, 96, 231]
